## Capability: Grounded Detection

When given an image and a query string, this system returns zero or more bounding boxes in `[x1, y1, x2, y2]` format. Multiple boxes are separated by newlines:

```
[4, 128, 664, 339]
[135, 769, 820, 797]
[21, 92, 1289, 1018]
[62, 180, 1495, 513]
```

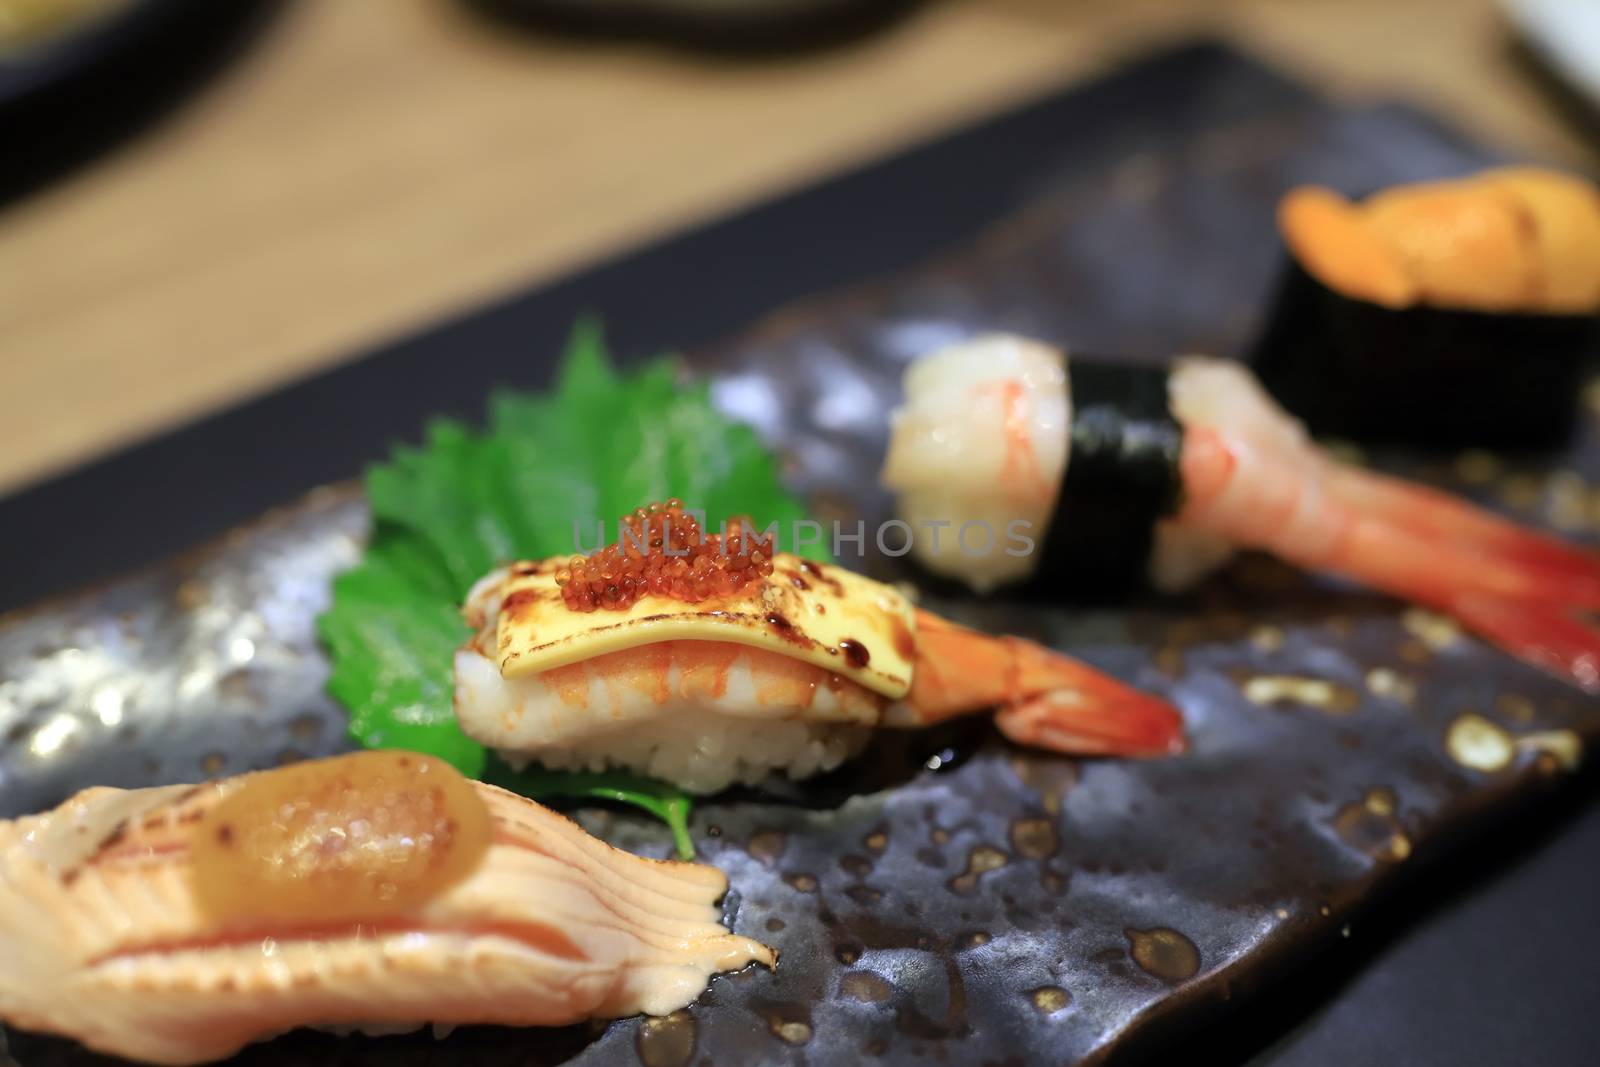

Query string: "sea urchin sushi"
[1252, 167, 1600, 447]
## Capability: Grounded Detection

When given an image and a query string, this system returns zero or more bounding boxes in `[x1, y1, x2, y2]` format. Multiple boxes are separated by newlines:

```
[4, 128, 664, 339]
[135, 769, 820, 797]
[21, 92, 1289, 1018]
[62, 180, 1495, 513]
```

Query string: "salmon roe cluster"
[556, 499, 776, 612]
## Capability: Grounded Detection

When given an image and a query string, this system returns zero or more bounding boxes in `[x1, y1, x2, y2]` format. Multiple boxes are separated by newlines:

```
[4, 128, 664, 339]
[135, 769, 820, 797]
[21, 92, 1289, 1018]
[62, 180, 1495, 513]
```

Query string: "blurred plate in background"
[1504, 0, 1600, 111]
[466, 0, 922, 50]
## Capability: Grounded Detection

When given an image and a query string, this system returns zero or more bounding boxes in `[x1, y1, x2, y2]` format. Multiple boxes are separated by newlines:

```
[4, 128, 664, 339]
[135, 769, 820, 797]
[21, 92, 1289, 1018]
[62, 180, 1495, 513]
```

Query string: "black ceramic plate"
[3, 42, 1599, 1067]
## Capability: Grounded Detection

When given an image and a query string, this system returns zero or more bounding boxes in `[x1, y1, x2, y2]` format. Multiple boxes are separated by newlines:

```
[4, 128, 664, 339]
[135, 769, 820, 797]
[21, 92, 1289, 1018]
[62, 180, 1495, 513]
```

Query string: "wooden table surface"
[1, 0, 1595, 496]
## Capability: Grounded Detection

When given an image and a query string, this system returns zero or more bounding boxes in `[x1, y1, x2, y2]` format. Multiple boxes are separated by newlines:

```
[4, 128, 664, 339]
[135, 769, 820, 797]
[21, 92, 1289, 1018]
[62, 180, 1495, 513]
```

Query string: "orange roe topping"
[556, 499, 776, 612]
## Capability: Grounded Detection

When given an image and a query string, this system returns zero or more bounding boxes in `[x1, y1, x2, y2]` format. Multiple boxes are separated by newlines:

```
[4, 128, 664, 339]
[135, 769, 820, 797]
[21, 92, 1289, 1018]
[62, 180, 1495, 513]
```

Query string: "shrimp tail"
[1181, 421, 1600, 693]
[1326, 465, 1600, 599]
[895, 610, 1186, 757]
[1446, 593, 1600, 693]
[1316, 464, 1600, 692]
[993, 689, 1190, 757]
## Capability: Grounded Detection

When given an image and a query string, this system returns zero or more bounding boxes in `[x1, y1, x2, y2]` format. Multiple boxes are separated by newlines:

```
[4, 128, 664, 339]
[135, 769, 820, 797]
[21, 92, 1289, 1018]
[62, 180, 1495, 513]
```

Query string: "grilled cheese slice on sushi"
[454, 503, 1186, 794]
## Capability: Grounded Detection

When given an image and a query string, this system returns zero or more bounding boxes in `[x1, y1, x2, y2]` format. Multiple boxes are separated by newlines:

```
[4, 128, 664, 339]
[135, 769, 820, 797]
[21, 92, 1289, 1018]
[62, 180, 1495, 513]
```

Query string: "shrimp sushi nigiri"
[0, 751, 773, 1065]
[453, 503, 1184, 794]
[882, 333, 1600, 692]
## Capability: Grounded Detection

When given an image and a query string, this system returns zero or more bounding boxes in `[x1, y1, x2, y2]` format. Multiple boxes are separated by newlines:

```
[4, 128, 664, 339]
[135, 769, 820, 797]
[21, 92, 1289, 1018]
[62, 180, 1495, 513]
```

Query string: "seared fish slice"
[0, 751, 772, 1065]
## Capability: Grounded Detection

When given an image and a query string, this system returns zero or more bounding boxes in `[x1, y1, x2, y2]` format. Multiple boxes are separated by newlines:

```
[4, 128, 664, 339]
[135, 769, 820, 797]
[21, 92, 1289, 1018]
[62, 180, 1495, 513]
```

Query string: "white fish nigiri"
[0, 751, 773, 1065]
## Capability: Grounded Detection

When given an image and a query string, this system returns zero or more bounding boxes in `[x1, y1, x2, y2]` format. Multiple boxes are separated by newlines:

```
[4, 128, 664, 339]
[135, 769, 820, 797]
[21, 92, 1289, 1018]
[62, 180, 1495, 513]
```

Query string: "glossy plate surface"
[2, 43, 1597, 1067]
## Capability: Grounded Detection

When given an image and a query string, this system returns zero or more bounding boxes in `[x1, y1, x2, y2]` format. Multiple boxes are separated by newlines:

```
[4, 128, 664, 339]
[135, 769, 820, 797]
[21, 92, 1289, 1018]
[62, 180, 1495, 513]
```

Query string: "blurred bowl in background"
[466, 0, 925, 53]
[0, 0, 132, 55]
[0, 0, 283, 208]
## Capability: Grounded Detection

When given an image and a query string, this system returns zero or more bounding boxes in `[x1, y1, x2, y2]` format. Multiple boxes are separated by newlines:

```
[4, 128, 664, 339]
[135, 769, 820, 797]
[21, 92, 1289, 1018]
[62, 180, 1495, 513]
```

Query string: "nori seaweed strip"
[1033, 357, 1184, 597]
[1252, 257, 1597, 449]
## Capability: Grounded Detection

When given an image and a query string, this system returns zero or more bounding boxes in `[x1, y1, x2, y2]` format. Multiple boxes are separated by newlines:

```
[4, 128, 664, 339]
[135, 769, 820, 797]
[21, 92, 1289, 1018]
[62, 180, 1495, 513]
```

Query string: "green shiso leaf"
[317, 319, 819, 859]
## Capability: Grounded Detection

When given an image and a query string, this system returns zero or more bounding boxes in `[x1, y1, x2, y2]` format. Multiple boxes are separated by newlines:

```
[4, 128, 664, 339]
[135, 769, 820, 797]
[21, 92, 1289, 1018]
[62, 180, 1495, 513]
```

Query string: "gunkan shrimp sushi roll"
[453, 502, 1184, 794]
[882, 334, 1600, 692]
[1251, 167, 1600, 448]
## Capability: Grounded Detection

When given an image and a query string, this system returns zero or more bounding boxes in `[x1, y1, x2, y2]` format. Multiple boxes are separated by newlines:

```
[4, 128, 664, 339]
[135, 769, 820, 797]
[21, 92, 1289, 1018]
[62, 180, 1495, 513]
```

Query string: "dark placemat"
[3, 41, 1598, 1067]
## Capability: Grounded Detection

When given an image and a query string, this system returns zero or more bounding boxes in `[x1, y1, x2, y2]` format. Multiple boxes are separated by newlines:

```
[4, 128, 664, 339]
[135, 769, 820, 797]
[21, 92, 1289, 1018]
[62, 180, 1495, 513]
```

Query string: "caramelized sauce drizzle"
[838, 638, 872, 669]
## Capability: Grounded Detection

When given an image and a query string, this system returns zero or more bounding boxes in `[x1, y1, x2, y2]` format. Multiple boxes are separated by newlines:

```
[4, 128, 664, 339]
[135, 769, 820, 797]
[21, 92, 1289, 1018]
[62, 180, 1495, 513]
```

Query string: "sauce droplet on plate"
[1029, 985, 1071, 1013]
[1125, 927, 1200, 982]
[635, 1011, 696, 1067]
